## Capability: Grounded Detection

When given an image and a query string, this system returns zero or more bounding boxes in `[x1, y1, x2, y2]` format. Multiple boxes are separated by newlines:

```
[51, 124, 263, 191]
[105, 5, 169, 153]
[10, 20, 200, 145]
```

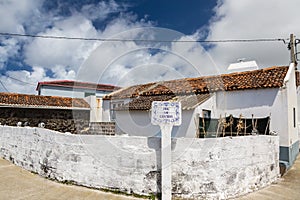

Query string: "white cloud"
[0, 38, 20, 68]
[206, 0, 300, 69]
[2, 0, 300, 94]
[81, 0, 122, 21]
[24, 14, 99, 70]
[0, 0, 154, 93]
[0, 67, 45, 94]
[78, 27, 215, 87]
[0, 0, 43, 33]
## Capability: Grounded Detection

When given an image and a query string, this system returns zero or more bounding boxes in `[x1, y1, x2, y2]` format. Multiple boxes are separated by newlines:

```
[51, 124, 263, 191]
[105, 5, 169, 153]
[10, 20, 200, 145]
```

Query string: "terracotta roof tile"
[106, 66, 291, 100]
[0, 93, 90, 109]
[115, 94, 211, 111]
[115, 95, 174, 110]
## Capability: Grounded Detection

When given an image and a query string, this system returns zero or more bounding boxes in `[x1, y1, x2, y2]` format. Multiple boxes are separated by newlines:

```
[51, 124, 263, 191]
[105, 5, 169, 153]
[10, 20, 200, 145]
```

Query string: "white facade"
[86, 96, 111, 122]
[111, 64, 299, 166]
[39, 85, 111, 98]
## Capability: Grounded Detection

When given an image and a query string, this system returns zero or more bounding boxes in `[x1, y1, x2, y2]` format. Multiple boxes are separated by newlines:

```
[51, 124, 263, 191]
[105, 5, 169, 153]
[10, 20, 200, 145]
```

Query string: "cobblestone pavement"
[0, 158, 145, 200]
[236, 155, 300, 200]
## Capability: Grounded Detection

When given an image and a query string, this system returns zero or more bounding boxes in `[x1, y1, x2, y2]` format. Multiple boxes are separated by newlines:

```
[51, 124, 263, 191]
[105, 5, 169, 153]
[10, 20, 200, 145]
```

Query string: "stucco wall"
[39, 86, 110, 98]
[115, 110, 197, 138]
[0, 126, 279, 199]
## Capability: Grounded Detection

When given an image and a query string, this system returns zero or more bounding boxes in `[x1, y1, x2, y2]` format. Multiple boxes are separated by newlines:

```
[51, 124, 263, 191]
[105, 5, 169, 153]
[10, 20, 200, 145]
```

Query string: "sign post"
[151, 101, 182, 200]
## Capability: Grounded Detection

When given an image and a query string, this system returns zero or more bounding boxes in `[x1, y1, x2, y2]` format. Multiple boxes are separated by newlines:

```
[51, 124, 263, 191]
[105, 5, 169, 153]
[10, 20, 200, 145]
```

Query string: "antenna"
[237, 58, 246, 62]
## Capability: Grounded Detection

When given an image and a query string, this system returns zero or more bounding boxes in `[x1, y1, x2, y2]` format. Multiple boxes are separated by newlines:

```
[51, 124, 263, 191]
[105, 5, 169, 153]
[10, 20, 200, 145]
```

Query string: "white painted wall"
[116, 110, 160, 136]
[39, 85, 111, 98]
[115, 109, 199, 138]
[40, 87, 84, 98]
[0, 126, 279, 199]
[283, 64, 299, 146]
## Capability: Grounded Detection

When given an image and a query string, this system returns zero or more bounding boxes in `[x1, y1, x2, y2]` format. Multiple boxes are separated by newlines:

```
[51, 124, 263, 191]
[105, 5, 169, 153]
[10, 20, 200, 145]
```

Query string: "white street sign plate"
[151, 101, 181, 126]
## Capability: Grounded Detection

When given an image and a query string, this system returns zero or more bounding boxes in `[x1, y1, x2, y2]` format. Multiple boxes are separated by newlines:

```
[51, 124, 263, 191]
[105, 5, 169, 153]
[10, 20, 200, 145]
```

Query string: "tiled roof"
[0, 93, 90, 109]
[36, 80, 121, 91]
[105, 66, 293, 100]
[115, 94, 211, 111]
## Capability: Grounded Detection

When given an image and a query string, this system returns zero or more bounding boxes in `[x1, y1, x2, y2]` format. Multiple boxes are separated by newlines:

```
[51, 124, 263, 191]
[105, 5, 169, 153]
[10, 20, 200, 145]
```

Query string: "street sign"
[151, 101, 182, 200]
[151, 101, 181, 126]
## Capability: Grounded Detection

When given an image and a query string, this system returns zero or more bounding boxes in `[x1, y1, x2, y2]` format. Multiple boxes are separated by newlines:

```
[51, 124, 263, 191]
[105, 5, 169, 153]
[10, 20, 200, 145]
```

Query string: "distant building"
[36, 80, 120, 98]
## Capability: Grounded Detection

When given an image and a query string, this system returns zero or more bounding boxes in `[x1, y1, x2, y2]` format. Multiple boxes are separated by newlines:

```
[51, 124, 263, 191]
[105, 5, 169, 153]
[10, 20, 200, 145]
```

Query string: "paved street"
[1, 156, 300, 200]
[0, 158, 144, 200]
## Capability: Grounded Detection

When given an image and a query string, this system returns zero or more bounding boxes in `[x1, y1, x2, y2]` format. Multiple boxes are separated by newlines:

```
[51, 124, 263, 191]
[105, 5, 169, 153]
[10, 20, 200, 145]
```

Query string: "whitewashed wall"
[0, 126, 279, 199]
[284, 64, 299, 147]
[39, 86, 110, 98]
[115, 110, 197, 138]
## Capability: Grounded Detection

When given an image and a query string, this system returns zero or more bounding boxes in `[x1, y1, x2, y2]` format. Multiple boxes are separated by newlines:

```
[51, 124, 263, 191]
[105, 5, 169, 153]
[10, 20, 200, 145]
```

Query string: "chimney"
[227, 60, 258, 73]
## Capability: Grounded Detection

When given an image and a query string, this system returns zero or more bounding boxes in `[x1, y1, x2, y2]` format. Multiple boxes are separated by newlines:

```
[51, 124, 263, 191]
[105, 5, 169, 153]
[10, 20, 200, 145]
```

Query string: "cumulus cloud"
[0, 67, 46, 94]
[24, 14, 99, 70]
[0, 38, 20, 69]
[0, 0, 152, 93]
[1, 0, 300, 94]
[205, 0, 300, 69]
[78, 27, 215, 87]
[0, 0, 42, 33]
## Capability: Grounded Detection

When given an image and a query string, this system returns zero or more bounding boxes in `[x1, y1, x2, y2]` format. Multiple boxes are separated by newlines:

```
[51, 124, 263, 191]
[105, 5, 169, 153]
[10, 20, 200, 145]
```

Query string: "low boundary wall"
[0, 126, 279, 199]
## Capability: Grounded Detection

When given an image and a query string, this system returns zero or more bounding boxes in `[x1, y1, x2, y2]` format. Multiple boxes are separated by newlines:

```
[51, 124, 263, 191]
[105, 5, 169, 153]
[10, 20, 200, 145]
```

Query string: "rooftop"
[106, 66, 298, 100]
[106, 66, 300, 110]
[115, 93, 211, 111]
[36, 80, 121, 92]
[0, 93, 90, 110]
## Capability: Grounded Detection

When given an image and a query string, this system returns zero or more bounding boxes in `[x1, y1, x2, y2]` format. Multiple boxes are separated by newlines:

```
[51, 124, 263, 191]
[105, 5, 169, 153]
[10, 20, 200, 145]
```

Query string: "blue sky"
[127, 0, 217, 34]
[0, 0, 299, 94]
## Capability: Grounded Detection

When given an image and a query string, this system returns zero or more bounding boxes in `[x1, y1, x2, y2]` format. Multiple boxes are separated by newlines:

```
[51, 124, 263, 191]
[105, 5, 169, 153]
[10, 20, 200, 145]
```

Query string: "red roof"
[105, 66, 298, 100]
[36, 80, 121, 92]
[0, 93, 90, 109]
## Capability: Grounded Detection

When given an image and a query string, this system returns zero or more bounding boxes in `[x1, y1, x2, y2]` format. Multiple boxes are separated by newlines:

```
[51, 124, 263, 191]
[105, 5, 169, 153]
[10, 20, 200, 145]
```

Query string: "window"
[84, 92, 95, 97]
[110, 101, 124, 121]
[202, 109, 211, 119]
[293, 107, 296, 128]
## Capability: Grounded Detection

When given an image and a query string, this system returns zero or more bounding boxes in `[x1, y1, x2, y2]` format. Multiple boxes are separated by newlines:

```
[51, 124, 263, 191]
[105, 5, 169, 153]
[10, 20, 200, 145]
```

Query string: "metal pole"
[160, 124, 172, 200]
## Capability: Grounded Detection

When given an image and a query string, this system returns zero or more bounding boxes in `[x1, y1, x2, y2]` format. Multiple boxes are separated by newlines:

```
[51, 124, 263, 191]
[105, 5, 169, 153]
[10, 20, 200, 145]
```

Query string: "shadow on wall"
[147, 137, 178, 195]
[217, 89, 278, 110]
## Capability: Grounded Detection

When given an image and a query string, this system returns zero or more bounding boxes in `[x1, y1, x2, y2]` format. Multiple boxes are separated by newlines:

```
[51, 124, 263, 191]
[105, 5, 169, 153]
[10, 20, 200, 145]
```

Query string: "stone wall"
[0, 107, 89, 133]
[0, 126, 279, 199]
[88, 122, 115, 135]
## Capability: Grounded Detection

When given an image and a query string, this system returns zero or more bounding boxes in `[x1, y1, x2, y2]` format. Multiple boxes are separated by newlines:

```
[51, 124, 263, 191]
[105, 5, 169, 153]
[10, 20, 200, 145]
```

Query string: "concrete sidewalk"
[236, 155, 300, 200]
[0, 158, 145, 200]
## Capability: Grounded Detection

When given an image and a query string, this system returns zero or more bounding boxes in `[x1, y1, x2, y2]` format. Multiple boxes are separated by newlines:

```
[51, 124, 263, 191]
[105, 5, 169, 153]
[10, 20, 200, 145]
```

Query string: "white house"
[36, 80, 120, 98]
[102, 64, 299, 167]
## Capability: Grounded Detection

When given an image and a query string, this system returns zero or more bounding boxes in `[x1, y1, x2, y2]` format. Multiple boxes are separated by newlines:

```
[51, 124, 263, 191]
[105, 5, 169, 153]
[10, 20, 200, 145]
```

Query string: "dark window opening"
[84, 92, 95, 97]
[199, 115, 270, 138]
[293, 107, 296, 128]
